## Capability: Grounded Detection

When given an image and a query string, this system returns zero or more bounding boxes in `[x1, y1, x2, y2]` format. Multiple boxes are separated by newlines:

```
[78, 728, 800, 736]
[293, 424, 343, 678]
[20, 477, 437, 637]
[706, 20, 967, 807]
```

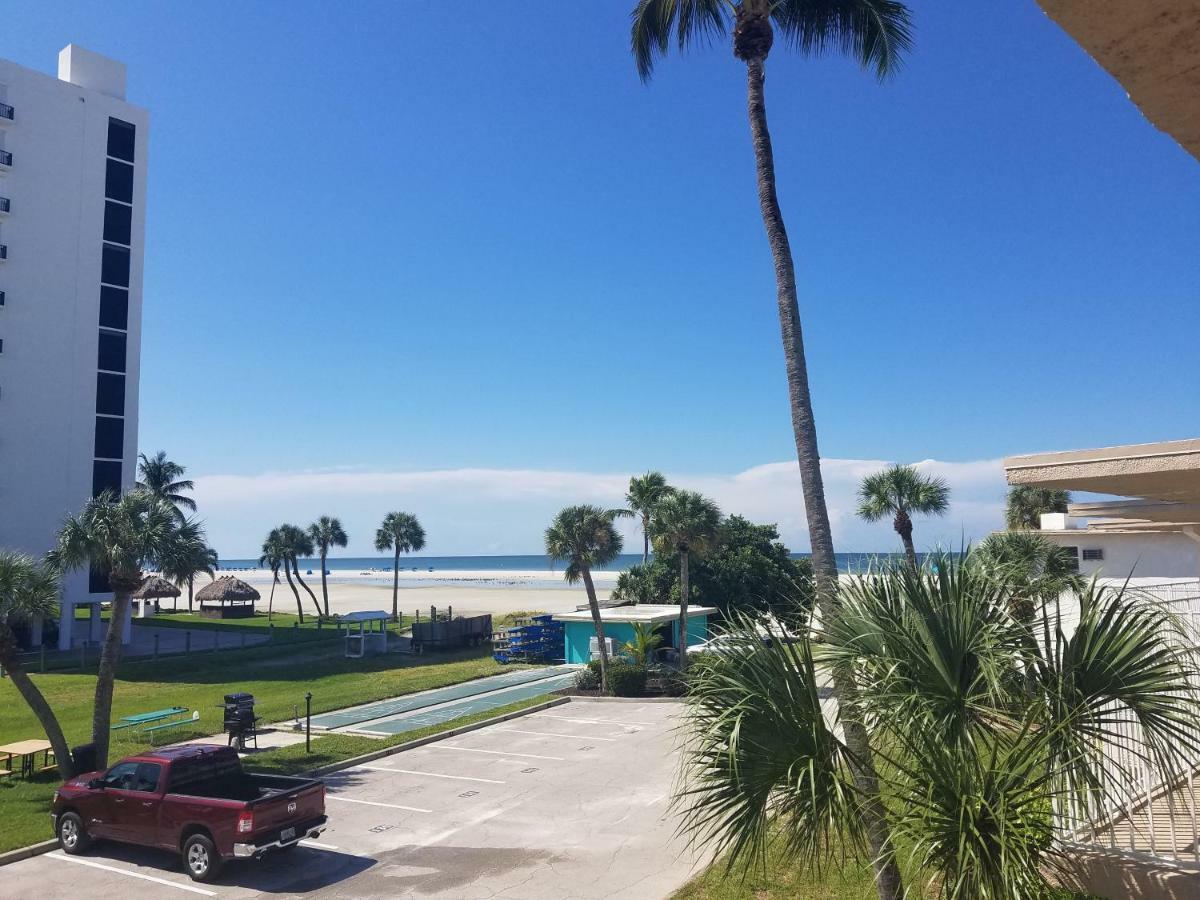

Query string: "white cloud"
[192, 458, 1007, 559]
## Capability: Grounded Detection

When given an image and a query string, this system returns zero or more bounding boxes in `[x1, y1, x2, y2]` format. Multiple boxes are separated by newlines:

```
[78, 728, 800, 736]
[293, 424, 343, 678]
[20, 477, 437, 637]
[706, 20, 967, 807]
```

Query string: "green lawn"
[130, 610, 412, 640]
[0, 641, 535, 853]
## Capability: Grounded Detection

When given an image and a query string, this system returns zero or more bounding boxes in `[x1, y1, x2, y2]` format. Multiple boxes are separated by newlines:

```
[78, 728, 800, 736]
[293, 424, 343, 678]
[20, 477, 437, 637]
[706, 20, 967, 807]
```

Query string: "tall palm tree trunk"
[677, 548, 690, 671]
[283, 563, 303, 623]
[267, 570, 278, 621]
[319, 550, 330, 617]
[894, 510, 917, 569]
[187, 576, 194, 613]
[744, 53, 904, 900]
[642, 515, 650, 565]
[91, 589, 132, 769]
[581, 566, 610, 693]
[291, 561, 322, 617]
[391, 548, 401, 622]
[0, 632, 75, 778]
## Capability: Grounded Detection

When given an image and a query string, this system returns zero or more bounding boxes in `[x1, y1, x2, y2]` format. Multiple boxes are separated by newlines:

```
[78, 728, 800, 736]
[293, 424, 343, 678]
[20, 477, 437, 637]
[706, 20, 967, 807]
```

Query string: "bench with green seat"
[144, 710, 201, 745]
[112, 706, 188, 731]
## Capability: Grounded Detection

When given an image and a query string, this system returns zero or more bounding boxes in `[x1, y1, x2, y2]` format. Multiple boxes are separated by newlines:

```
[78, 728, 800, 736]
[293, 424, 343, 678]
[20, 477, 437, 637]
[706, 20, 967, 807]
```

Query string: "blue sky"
[8, 1, 1200, 555]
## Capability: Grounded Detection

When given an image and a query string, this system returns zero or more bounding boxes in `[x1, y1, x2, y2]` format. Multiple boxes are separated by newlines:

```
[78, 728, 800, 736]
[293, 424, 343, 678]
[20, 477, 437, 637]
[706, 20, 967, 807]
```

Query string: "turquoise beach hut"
[552, 604, 718, 665]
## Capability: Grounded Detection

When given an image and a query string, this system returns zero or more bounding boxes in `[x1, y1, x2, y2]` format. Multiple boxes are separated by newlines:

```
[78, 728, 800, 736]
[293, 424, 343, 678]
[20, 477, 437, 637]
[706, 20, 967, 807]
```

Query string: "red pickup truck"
[52, 744, 327, 882]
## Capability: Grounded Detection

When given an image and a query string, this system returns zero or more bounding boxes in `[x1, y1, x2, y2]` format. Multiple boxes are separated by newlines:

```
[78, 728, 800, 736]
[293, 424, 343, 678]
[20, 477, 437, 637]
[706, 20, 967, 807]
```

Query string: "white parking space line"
[532, 713, 655, 728]
[326, 795, 432, 813]
[497, 728, 617, 742]
[47, 852, 216, 896]
[428, 744, 565, 761]
[298, 839, 340, 850]
[354, 764, 506, 784]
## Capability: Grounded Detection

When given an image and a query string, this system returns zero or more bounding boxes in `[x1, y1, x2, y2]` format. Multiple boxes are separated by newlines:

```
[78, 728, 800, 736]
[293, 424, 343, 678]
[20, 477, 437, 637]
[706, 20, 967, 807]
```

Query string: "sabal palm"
[970, 531, 1081, 623]
[136, 451, 196, 517]
[159, 518, 217, 612]
[50, 490, 185, 768]
[857, 464, 950, 567]
[632, 5, 912, 893]
[259, 530, 291, 622]
[308, 516, 348, 617]
[546, 505, 624, 693]
[375, 512, 426, 622]
[1006, 485, 1071, 531]
[0, 551, 75, 777]
[648, 490, 720, 671]
[625, 472, 673, 564]
[682, 561, 1200, 900]
[278, 524, 322, 618]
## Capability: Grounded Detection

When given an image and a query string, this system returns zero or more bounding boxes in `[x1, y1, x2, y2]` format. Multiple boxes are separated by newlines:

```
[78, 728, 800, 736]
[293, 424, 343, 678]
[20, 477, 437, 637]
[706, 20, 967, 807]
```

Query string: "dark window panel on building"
[96, 372, 125, 415]
[94, 415, 124, 460]
[101, 244, 130, 287]
[92, 459, 122, 497]
[89, 567, 111, 594]
[97, 331, 127, 373]
[103, 200, 132, 246]
[107, 118, 136, 163]
[105, 159, 133, 203]
[99, 286, 129, 330]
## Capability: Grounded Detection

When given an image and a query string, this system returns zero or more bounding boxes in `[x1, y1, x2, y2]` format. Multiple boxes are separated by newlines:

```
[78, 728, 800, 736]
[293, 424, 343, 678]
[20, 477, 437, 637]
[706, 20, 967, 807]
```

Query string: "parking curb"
[308, 695, 572, 777]
[0, 839, 57, 868]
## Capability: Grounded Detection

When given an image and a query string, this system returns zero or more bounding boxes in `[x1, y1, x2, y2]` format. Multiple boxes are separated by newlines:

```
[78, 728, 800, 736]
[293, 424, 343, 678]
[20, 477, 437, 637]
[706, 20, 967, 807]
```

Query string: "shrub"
[575, 665, 601, 691]
[607, 661, 648, 697]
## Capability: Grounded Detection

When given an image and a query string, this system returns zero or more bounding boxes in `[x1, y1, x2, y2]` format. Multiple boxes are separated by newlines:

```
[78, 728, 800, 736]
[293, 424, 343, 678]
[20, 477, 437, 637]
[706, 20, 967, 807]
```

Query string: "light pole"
[305, 692, 312, 753]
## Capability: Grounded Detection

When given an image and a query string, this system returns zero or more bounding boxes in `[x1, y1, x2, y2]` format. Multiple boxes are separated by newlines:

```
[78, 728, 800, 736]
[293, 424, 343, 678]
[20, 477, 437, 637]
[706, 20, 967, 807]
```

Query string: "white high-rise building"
[0, 46, 148, 650]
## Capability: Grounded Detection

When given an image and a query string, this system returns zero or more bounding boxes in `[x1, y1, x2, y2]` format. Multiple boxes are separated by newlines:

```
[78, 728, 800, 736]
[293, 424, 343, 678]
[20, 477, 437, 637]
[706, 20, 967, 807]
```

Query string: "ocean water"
[217, 552, 911, 574]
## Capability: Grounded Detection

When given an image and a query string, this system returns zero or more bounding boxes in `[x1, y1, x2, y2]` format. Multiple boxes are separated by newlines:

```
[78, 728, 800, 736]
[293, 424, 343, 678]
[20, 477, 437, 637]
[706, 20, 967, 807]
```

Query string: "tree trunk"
[320, 549, 330, 618]
[678, 548, 690, 671]
[391, 548, 401, 622]
[187, 576, 194, 613]
[268, 570, 277, 620]
[0, 632, 76, 778]
[91, 588, 132, 769]
[283, 563, 303, 623]
[894, 509, 917, 569]
[292, 561, 322, 617]
[581, 566, 610, 693]
[744, 54, 904, 900]
[642, 514, 650, 565]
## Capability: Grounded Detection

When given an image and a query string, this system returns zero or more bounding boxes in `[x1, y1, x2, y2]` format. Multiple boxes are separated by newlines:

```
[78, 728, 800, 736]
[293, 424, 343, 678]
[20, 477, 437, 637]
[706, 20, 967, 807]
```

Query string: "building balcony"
[0, 102, 12, 123]
[0, 244, 7, 260]
[0, 149, 10, 170]
[0, 196, 9, 216]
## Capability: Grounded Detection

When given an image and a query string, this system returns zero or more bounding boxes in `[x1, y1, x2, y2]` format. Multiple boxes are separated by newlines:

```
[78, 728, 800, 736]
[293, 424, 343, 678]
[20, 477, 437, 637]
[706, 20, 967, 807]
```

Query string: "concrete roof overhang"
[1038, 1, 1200, 162]
[1004, 439, 1200, 504]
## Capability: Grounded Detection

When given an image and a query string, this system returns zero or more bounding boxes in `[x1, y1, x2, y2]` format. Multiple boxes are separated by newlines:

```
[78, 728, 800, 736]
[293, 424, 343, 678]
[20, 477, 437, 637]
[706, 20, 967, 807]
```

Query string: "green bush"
[575, 665, 601, 691]
[607, 662, 648, 697]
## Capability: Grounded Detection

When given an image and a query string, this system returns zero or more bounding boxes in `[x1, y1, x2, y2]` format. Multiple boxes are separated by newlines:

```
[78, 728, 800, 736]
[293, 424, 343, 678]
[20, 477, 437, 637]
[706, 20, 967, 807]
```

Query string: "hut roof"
[194, 576, 260, 604]
[132, 575, 182, 599]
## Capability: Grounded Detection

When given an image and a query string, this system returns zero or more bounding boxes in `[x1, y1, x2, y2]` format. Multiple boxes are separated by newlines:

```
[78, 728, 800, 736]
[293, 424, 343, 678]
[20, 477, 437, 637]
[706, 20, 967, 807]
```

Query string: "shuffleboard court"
[351, 672, 579, 735]
[309, 665, 577, 730]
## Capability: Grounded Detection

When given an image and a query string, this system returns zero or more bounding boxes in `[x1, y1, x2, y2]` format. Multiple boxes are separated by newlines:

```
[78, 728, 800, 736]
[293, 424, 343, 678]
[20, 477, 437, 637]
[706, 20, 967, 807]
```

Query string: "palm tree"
[1006, 485, 1071, 531]
[631, 7, 912, 894]
[159, 519, 218, 612]
[648, 490, 720, 671]
[622, 621, 663, 666]
[308, 516, 348, 618]
[624, 472, 673, 564]
[136, 451, 196, 518]
[545, 505, 624, 693]
[277, 524, 322, 618]
[856, 464, 950, 568]
[375, 512, 426, 622]
[969, 531, 1082, 623]
[259, 529, 294, 622]
[49, 490, 185, 768]
[0, 551, 75, 777]
[681, 561, 1200, 899]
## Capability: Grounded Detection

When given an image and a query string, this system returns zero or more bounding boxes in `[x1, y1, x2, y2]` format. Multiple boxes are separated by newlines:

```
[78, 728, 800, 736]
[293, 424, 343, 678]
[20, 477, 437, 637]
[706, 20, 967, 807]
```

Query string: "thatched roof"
[132, 575, 181, 599]
[195, 576, 260, 604]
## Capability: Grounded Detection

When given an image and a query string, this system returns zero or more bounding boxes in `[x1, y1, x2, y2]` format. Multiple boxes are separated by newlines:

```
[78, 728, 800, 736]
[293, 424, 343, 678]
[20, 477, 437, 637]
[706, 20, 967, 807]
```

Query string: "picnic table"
[111, 706, 188, 730]
[0, 739, 55, 778]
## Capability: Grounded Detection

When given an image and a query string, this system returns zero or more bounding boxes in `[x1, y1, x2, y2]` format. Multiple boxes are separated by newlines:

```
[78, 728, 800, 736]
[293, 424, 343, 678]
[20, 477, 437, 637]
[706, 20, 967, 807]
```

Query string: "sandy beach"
[190, 568, 616, 619]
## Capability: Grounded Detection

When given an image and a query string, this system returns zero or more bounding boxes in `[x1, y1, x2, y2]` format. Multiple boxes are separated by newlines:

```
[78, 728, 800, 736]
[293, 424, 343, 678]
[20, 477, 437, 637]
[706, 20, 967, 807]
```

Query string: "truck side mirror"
[87, 778, 105, 790]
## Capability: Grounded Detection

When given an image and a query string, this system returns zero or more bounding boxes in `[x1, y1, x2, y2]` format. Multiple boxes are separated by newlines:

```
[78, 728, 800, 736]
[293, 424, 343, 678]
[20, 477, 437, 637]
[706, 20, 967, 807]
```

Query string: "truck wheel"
[182, 834, 222, 882]
[57, 812, 92, 855]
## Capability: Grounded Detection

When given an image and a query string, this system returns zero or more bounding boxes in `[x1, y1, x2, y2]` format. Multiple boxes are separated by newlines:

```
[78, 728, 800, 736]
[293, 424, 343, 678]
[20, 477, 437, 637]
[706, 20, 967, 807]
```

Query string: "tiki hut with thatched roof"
[195, 576, 260, 619]
[132, 575, 182, 616]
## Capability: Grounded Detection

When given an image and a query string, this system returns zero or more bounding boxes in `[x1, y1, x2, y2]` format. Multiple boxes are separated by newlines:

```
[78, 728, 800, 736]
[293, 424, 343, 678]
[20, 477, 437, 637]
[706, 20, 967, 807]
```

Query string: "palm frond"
[631, 0, 728, 81]
[772, 0, 913, 80]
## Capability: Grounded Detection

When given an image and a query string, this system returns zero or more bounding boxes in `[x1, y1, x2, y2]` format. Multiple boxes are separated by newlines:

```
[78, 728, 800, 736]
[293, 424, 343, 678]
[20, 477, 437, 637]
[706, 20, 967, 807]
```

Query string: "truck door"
[102, 761, 163, 843]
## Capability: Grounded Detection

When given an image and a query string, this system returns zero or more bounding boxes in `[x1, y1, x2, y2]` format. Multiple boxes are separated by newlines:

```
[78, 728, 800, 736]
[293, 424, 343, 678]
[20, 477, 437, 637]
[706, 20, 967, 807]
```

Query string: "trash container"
[71, 743, 97, 774]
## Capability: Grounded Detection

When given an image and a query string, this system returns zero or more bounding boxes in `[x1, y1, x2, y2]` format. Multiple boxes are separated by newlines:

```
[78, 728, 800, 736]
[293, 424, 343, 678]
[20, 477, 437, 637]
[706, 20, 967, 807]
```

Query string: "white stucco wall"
[1040, 530, 1200, 582]
[0, 48, 148, 648]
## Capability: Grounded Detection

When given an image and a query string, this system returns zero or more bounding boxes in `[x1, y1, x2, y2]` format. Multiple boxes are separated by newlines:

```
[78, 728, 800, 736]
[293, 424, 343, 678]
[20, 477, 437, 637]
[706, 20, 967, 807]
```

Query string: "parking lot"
[2, 700, 709, 899]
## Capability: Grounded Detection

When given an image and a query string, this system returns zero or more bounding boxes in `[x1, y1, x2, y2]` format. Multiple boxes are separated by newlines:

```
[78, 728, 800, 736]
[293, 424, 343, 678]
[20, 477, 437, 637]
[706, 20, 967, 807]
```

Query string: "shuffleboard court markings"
[309, 666, 576, 730]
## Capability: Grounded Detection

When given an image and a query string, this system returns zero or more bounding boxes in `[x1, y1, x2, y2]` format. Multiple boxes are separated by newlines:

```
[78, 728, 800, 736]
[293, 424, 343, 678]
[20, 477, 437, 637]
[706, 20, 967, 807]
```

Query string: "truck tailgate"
[249, 779, 324, 837]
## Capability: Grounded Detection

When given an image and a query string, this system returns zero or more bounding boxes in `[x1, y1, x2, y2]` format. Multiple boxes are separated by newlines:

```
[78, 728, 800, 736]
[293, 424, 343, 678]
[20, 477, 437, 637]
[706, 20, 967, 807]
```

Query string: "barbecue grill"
[222, 692, 259, 750]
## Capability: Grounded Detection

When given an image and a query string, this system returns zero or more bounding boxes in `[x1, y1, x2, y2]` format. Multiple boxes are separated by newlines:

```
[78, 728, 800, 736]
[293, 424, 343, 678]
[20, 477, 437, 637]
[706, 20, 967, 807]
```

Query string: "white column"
[89, 603, 102, 642]
[121, 602, 133, 644]
[57, 602, 74, 651]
